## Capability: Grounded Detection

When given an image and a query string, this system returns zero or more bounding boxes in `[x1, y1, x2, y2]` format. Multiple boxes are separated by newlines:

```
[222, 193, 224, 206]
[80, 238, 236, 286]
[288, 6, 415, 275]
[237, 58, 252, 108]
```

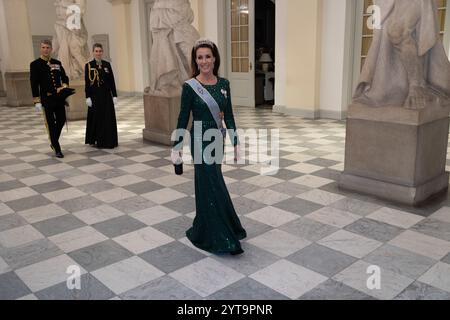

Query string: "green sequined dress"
[174, 77, 247, 255]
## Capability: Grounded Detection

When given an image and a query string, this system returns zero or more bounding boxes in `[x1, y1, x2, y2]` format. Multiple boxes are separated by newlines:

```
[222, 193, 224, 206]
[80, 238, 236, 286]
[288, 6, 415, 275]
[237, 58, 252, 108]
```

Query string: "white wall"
[27, 0, 55, 36]
[319, 0, 350, 119]
[274, 0, 287, 110]
[0, 0, 9, 74]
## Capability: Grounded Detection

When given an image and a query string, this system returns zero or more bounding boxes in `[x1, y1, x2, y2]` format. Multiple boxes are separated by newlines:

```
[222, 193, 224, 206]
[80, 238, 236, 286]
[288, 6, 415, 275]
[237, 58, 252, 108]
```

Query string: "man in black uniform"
[30, 40, 70, 158]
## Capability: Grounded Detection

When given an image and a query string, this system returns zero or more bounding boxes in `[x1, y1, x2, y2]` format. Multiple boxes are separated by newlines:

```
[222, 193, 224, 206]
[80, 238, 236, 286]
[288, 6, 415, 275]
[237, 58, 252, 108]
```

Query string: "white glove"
[35, 103, 43, 112]
[113, 97, 118, 107]
[171, 149, 183, 165]
[86, 98, 93, 107]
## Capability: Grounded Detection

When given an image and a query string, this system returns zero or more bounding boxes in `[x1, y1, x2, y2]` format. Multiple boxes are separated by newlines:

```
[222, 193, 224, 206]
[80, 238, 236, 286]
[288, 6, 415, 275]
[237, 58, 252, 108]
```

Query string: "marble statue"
[354, 0, 450, 109]
[53, 0, 90, 80]
[146, 0, 200, 97]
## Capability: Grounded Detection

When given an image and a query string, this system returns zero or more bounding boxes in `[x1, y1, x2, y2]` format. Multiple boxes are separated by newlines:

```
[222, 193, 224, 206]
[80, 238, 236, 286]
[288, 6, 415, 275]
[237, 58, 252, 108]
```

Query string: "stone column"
[1, 0, 34, 106]
[108, 0, 135, 95]
[0, 69, 5, 97]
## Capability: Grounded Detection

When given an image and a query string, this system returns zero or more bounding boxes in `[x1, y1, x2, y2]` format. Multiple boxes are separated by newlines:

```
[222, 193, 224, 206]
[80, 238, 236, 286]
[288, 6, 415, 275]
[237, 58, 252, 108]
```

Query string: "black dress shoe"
[55, 151, 64, 158]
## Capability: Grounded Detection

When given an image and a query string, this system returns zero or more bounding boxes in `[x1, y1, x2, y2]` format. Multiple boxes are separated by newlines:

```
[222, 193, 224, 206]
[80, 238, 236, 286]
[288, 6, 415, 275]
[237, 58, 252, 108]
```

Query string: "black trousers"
[42, 99, 66, 153]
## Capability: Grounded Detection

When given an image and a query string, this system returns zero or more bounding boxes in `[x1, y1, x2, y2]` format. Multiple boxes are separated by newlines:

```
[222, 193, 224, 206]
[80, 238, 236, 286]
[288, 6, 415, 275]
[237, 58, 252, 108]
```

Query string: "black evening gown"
[85, 60, 118, 149]
[174, 77, 247, 255]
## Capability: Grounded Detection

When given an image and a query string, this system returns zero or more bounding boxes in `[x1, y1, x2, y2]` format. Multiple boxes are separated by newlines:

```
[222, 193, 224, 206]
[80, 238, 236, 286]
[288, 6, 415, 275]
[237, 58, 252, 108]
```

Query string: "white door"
[227, 0, 255, 107]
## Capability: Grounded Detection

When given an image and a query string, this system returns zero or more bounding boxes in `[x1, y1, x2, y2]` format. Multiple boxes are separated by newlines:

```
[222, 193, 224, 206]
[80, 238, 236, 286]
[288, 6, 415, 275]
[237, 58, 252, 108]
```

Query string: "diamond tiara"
[194, 38, 215, 49]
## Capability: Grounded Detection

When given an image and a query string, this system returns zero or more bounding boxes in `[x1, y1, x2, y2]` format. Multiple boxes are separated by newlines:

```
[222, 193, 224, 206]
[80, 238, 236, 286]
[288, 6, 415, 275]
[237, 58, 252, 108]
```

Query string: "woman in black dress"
[85, 43, 118, 149]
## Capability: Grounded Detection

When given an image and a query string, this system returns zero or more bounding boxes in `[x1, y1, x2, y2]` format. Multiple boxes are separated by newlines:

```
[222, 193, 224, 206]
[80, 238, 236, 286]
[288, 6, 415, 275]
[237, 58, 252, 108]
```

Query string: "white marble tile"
[130, 206, 181, 226]
[106, 174, 146, 187]
[418, 262, 450, 293]
[169, 257, 244, 297]
[250, 260, 327, 299]
[367, 207, 424, 229]
[178, 237, 212, 256]
[285, 163, 323, 174]
[141, 188, 186, 204]
[49, 226, 108, 253]
[1, 163, 34, 173]
[92, 188, 136, 203]
[248, 229, 311, 258]
[43, 187, 86, 203]
[119, 164, 151, 174]
[281, 153, 316, 163]
[92, 256, 164, 295]
[19, 174, 58, 186]
[79, 163, 114, 174]
[297, 190, 346, 206]
[113, 227, 174, 254]
[244, 189, 291, 206]
[0, 203, 13, 216]
[72, 205, 125, 225]
[40, 163, 74, 174]
[317, 230, 382, 258]
[63, 174, 101, 187]
[152, 175, 191, 187]
[16, 254, 87, 292]
[20, 154, 51, 163]
[389, 230, 450, 260]
[243, 175, 284, 188]
[0, 256, 11, 275]
[290, 175, 334, 188]
[0, 173, 15, 183]
[0, 187, 38, 203]
[245, 206, 299, 228]
[0, 225, 44, 248]
[91, 154, 124, 163]
[128, 154, 159, 163]
[305, 207, 361, 228]
[18, 204, 68, 224]
[17, 294, 38, 300]
[430, 207, 450, 223]
[333, 260, 414, 300]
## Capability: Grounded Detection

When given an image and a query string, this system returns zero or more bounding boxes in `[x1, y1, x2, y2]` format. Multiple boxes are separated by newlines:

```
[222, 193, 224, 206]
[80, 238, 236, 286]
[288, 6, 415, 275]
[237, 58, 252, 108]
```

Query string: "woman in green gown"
[172, 39, 247, 255]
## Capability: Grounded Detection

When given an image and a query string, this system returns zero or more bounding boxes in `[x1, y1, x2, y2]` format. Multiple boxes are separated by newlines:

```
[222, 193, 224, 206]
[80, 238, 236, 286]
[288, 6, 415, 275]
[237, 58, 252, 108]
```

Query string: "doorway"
[255, 0, 275, 108]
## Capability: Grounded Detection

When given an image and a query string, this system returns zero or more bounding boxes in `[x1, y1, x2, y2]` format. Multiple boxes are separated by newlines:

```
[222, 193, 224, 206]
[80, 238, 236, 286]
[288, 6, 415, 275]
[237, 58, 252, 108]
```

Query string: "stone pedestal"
[339, 102, 450, 206]
[0, 71, 6, 97]
[4, 71, 33, 106]
[65, 79, 87, 121]
[143, 94, 182, 146]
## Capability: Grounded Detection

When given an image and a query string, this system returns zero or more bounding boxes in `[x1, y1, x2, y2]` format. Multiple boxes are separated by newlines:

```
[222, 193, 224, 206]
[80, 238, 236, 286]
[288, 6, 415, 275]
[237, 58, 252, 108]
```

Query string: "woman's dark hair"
[191, 40, 221, 78]
[92, 43, 103, 51]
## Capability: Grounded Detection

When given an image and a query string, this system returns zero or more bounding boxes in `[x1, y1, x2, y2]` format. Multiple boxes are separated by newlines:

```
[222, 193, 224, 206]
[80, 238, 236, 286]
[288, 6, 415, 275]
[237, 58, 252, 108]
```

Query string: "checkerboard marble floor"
[1, 96, 450, 300]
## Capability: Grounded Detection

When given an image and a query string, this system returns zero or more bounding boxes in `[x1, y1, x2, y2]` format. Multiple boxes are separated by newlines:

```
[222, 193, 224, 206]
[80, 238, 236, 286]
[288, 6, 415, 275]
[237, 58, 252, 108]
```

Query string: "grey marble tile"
[35, 273, 115, 300]
[442, 253, 450, 265]
[30, 180, 72, 194]
[287, 243, 357, 277]
[5, 195, 51, 212]
[92, 168, 128, 180]
[227, 181, 261, 196]
[268, 181, 311, 197]
[170, 181, 196, 197]
[223, 169, 258, 181]
[364, 244, 436, 279]
[33, 214, 86, 237]
[330, 198, 381, 216]
[139, 241, 206, 273]
[121, 275, 202, 300]
[231, 197, 266, 215]
[66, 158, 99, 168]
[57, 195, 104, 213]
[0, 180, 26, 192]
[344, 218, 405, 242]
[0, 214, 28, 232]
[77, 181, 117, 195]
[395, 281, 450, 300]
[110, 196, 156, 214]
[123, 181, 164, 195]
[152, 216, 193, 240]
[272, 198, 323, 216]
[208, 277, 288, 300]
[0, 271, 31, 300]
[306, 158, 340, 168]
[300, 279, 375, 300]
[69, 240, 134, 272]
[93, 216, 146, 238]
[145, 159, 172, 168]
[0, 238, 63, 270]
[238, 216, 272, 239]
[164, 197, 196, 215]
[10, 168, 46, 180]
[105, 159, 138, 168]
[279, 217, 339, 242]
[411, 218, 450, 242]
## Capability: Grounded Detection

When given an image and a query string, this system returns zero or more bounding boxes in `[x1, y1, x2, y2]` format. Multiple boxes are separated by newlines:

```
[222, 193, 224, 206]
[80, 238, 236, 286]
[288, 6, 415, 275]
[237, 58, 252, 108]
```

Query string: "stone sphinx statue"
[52, 0, 90, 80]
[354, 0, 450, 109]
[146, 0, 200, 97]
